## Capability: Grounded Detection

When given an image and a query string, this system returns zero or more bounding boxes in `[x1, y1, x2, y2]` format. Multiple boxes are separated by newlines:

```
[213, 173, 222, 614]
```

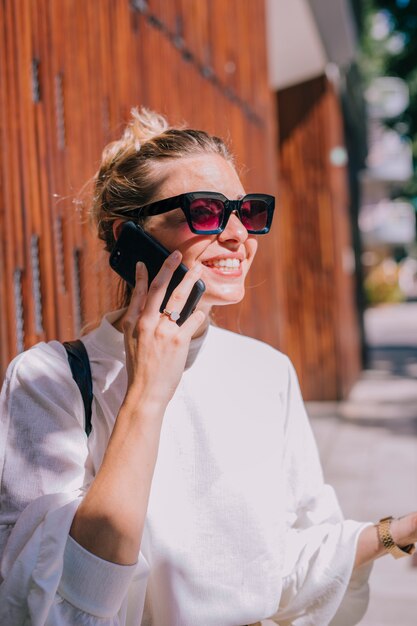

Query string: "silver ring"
[162, 308, 180, 322]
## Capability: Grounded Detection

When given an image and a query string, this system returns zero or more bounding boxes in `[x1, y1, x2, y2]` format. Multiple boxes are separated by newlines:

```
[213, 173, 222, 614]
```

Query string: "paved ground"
[306, 303, 417, 626]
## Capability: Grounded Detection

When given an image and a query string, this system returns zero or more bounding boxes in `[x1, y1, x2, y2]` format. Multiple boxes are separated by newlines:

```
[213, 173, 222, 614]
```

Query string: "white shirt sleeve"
[0, 342, 148, 625]
[270, 360, 373, 626]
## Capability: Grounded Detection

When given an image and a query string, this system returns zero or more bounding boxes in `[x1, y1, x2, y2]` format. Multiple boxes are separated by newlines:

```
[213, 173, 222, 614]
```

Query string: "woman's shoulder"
[4, 339, 70, 383]
[4, 310, 121, 386]
[2, 339, 85, 424]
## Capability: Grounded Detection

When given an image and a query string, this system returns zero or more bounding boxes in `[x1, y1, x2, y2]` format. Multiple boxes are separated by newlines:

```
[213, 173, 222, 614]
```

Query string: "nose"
[217, 210, 248, 244]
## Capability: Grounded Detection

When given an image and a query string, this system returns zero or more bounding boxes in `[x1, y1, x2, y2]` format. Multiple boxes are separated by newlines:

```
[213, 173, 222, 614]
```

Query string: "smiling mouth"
[202, 258, 241, 270]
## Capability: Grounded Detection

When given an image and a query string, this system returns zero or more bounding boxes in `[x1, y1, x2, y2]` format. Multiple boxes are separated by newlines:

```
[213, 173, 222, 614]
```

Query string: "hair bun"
[123, 107, 170, 148]
[101, 107, 170, 169]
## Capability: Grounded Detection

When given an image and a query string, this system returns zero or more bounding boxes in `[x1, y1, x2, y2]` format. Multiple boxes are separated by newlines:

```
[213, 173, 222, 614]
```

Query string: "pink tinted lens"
[241, 200, 268, 231]
[189, 198, 224, 231]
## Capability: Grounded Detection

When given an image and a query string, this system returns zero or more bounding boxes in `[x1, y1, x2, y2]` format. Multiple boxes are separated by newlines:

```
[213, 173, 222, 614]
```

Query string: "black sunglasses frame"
[126, 192, 275, 235]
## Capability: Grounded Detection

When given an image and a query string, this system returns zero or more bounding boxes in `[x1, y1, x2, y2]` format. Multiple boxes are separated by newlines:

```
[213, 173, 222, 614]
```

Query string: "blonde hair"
[91, 107, 234, 253]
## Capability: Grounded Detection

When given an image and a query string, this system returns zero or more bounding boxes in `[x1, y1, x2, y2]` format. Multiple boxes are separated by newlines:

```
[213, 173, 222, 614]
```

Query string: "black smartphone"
[109, 221, 206, 325]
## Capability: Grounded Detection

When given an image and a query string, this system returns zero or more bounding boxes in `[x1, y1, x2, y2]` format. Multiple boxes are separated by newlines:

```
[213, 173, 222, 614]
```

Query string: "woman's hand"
[121, 250, 206, 411]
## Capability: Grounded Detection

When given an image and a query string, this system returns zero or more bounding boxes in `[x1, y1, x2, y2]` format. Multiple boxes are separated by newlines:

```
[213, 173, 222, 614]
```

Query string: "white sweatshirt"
[0, 311, 372, 626]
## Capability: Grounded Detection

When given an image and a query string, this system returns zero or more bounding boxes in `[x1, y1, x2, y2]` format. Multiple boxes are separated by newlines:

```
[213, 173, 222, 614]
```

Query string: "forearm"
[69, 254, 205, 566]
[70, 393, 164, 565]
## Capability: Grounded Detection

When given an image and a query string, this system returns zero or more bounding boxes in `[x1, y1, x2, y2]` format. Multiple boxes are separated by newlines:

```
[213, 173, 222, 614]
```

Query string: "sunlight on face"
[144, 154, 258, 314]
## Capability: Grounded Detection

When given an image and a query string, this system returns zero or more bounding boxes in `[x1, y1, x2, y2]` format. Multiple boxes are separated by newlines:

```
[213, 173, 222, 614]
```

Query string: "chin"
[203, 286, 246, 308]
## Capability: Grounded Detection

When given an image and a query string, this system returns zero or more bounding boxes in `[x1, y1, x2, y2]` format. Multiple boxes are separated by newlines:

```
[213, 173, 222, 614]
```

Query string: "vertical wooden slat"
[13, 0, 40, 348]
[0, 0, 19, 358]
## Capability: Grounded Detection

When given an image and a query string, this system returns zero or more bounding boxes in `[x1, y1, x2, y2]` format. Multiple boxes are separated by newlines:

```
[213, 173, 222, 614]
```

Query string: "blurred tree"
[358, 0, 417, 200]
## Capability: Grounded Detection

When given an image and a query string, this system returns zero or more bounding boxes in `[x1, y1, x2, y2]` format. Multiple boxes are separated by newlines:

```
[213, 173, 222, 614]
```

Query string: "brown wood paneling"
[0, 1, 362, 400]
[277, 76, 361, 400]
[324, 83, 361, 398]
[0, 0, 281, 379]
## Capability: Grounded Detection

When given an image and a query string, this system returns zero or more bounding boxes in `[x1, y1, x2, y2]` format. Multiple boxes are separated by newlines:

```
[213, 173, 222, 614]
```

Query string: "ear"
[112, 218, 126, 242]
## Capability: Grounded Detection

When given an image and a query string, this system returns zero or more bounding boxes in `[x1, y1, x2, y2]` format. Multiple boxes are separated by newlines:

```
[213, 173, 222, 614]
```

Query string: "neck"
[192, 315, 210, 339]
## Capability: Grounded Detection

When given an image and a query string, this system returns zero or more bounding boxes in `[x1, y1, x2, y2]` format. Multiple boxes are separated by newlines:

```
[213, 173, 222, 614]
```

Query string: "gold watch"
[378, 516, 416, 559]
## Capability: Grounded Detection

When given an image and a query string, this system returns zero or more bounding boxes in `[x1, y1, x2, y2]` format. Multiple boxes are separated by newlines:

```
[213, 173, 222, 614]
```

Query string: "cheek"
[245, 239, 258, 266]
[146, 221, 193, 253]
[146, 221, 213, 267]
[181, 241, 212, 265]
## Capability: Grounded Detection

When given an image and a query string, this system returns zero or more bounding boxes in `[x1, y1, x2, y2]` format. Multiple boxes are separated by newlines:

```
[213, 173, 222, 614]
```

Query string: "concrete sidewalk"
[306, 303, 417, 626]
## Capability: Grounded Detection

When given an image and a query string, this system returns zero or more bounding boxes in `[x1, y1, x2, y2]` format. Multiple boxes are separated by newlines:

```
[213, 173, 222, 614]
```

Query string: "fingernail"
[172, 250, 181, 260]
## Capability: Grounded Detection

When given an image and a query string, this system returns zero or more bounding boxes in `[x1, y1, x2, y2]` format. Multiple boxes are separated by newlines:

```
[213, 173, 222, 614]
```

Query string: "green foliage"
[359, 0, 391, 85]
[373, 0, 417, 83]
[358, 0, 417, 171]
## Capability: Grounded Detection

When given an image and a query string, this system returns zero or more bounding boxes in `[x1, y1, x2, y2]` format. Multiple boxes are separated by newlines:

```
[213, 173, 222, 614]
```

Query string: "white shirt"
[0, 312, 372, 626]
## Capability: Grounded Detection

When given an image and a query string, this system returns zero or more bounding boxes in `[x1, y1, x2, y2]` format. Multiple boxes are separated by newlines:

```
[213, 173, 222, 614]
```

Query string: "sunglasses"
[127, 192, 275, 235]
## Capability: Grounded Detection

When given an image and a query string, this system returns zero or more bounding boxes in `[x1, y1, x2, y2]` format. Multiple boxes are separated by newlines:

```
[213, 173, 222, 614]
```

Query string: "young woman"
[0, 108, 416, 626]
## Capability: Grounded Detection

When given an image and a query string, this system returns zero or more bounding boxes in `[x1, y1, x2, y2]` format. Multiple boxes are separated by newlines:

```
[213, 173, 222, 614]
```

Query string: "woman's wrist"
[119, 390, 166, 424]
[377, 516, 415, 560]
[354, 514, 417, 569]
[389, 514, 417, 548]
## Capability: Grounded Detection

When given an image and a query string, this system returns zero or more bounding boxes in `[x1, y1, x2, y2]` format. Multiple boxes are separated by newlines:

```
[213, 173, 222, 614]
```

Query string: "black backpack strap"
[63, 339, 93, 436]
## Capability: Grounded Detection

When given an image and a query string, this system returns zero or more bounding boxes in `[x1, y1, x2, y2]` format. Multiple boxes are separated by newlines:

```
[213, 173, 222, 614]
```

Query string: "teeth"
[205, 258, 241, 268]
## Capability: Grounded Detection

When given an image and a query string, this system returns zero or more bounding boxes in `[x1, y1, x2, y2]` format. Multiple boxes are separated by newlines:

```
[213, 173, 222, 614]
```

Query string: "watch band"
[378, 516, 416, 559]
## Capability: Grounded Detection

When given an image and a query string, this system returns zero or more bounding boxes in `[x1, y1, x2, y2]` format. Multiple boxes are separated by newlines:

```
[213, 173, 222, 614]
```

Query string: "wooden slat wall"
[277, 76, 361, 400]
[0, 2, 361, 400]
[0, 0, 281, 378]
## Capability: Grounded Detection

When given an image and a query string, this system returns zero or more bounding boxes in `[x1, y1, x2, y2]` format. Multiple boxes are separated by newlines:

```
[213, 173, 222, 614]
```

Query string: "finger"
[178, 308, 207, 338]
[142, 250, 183, 316]
[123, 262, 148, 325]
[162, 262, 204, 321]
